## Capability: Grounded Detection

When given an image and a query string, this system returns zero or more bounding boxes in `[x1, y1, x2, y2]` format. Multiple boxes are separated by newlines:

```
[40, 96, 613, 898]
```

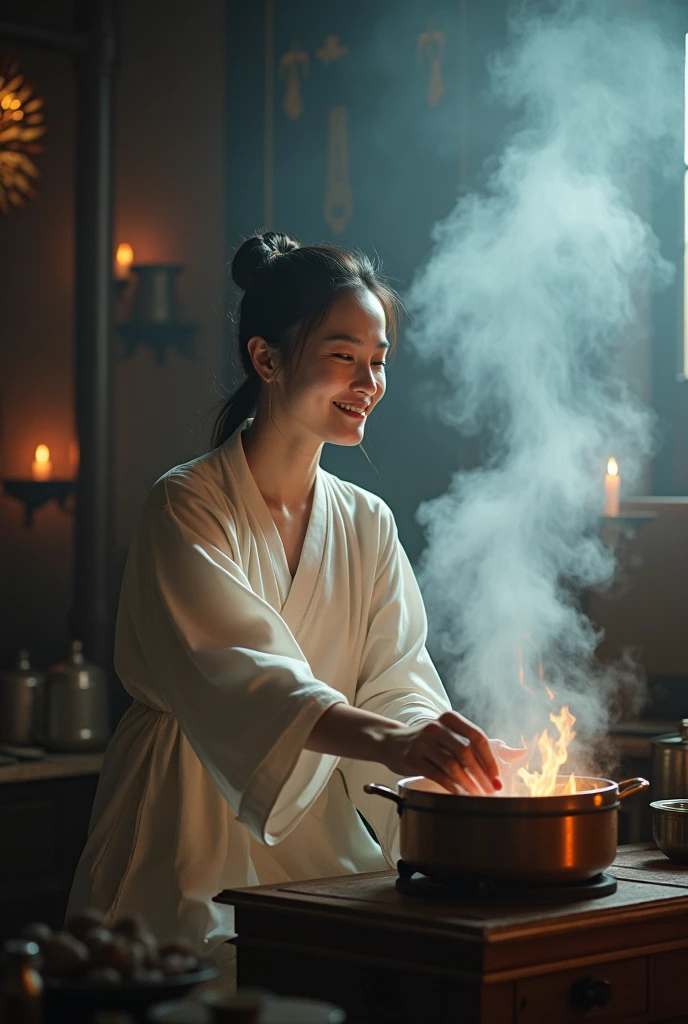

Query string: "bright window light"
[682, 34, 688, 380]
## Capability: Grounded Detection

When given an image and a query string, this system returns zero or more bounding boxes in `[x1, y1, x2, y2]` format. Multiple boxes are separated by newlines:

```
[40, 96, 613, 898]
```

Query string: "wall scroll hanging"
[279, 39, 309, 120]
[0, 56, 46, 215]
[417, 20, 446, 108]
[324, 105, 353, 234]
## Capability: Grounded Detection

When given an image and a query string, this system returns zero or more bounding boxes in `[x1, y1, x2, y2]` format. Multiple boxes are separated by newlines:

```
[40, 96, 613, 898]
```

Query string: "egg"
[65, 908, 106, 941]
[42, 933, 90, 979]
[21, 922, 53, 949]
[91, 935, 144, 978]
[160, 938, 193, 958]
[112, 914, 148, 943]
[160, 953, 187, 977]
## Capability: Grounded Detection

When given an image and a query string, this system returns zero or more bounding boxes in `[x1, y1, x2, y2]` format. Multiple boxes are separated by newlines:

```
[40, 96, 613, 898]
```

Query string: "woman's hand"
[305, 703, 526, 796]
[379, 710, 523, 795]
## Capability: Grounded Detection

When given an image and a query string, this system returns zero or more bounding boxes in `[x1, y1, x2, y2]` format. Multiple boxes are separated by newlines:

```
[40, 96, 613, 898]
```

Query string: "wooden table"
[217, 844, 688, 1023]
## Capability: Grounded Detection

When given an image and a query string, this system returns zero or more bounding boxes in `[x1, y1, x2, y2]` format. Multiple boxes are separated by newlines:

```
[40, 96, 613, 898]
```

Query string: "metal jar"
[652, 721, 688, 801]
[0, 649, 45, 746]
[43, 640, 111, 752]
[364, 776, 649, 885]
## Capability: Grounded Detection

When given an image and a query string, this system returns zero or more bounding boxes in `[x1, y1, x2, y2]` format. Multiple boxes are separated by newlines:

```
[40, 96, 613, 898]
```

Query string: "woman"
[68, 232, 522, 983]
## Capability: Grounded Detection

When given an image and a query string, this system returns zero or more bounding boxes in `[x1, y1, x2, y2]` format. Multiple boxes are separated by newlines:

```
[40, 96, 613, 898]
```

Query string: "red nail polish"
[493, 777, 503, 791]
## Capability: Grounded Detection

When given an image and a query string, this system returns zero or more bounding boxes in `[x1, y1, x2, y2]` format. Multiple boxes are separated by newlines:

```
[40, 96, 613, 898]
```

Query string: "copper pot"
[364, 776, 649, 885]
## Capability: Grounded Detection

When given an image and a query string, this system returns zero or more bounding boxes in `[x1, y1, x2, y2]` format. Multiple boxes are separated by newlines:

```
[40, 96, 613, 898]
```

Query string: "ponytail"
[211, 374, 260, 448]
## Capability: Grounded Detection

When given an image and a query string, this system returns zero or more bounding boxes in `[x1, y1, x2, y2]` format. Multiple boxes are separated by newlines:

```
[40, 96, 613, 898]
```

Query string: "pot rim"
[650, 799, 688, 813]
[396, 775, 644, 815]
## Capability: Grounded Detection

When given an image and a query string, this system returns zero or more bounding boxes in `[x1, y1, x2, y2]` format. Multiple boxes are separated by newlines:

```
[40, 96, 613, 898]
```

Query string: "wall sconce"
[2, 444, 75, 527]
[114, 245, 197, 365]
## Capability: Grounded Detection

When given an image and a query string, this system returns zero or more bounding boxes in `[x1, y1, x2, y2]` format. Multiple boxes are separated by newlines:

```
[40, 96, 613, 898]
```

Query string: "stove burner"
[395, 861, 617, 904]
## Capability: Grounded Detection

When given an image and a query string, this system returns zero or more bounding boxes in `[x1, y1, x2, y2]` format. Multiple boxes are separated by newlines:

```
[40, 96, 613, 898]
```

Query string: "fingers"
[436, 731, 495, 794]
[420, 756, 474, 796]
[438, 711, 501, 785]
[492, 740, 529, 763]
[420, 720, 495, 795]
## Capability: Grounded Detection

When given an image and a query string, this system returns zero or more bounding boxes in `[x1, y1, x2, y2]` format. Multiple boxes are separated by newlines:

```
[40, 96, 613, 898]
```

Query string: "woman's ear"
[247, 336, 277, 383]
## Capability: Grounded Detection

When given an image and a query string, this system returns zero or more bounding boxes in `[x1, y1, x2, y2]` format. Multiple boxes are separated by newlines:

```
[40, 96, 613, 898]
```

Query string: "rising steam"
[406, 0, 682, 753]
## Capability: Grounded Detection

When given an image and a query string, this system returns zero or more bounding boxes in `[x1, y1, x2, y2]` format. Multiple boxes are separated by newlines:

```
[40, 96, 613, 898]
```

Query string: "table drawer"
[516, 956, 647, 1023]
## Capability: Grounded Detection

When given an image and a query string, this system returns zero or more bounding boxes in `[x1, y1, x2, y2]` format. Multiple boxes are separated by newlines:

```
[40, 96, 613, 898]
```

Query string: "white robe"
[67, 422, 451, 957]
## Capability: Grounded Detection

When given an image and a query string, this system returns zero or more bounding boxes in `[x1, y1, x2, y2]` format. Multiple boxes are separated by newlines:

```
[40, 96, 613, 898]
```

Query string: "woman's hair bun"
[231, 231, 300, 291]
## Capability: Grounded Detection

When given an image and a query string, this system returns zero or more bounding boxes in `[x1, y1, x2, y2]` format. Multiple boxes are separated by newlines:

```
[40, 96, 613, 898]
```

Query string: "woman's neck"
[241, 403, 323, 510]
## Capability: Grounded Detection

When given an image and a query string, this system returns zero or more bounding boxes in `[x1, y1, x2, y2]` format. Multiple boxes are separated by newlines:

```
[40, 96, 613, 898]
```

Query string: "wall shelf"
[1, 480, 75, 527]
[116, 322, 197, 365]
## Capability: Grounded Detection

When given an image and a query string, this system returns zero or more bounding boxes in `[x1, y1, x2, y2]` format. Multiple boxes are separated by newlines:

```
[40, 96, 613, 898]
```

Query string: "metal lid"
[652, 719, 688, 747]
[46, 639, 105, 683]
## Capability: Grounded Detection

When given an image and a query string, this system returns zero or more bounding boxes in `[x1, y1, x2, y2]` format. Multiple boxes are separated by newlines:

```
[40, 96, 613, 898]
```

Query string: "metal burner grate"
[395, 861, 617, 904]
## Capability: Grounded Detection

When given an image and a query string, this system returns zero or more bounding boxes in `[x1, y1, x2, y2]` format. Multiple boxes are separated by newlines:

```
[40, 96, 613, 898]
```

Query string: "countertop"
[0, 751, 104, 783]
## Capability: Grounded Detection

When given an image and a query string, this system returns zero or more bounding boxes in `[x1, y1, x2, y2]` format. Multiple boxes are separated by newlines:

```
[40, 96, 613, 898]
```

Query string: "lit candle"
[31, 444, 52, 481]
[115, 242, 134, 280]
[604, 457, 620, 517]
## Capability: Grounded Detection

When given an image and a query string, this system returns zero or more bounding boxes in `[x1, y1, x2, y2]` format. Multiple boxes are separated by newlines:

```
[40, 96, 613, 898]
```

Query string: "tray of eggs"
[22, 909, 217, 1022]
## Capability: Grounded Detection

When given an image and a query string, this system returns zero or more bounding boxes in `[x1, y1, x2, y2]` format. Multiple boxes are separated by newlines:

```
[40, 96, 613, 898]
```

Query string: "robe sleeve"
[119, 474, 347, 846]
[338, 506, 452, 866]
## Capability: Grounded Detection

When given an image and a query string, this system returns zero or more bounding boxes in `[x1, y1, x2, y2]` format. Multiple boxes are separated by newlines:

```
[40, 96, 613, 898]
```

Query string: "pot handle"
[363, 783, 405, 813]
[617, 777, 650, 800]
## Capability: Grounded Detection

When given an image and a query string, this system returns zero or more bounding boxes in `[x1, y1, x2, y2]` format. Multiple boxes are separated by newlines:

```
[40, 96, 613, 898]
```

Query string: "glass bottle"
[0, 940, 43, 1024]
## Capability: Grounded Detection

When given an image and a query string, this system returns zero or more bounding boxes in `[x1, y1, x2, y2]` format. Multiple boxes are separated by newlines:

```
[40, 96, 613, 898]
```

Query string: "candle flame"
[116, 242, 134, 270]
[606, 457, 618, 477]
[34, 444, 50, 464]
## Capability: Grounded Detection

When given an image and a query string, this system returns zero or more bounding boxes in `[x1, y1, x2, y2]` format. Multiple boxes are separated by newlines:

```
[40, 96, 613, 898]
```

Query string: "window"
[682, 32, 688, 379]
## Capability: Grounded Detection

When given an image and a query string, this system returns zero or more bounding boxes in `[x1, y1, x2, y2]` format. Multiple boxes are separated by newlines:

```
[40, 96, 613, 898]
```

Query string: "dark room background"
[2, 0, 688, 711]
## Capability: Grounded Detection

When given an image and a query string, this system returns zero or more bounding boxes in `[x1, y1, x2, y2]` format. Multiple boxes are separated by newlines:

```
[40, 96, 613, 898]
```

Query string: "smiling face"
[272, 287, 390, 448]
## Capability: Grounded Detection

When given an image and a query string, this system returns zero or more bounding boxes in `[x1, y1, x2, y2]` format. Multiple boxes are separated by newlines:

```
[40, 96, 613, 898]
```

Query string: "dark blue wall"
[225, 0, 511, 561]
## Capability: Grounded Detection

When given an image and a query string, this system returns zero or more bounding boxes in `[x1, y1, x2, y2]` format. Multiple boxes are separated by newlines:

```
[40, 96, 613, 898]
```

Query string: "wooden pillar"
[71, 0, 118, 675]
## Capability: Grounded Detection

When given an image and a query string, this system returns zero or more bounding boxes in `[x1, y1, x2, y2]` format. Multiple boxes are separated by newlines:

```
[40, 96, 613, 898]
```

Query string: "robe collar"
[222, 421, 330, 637]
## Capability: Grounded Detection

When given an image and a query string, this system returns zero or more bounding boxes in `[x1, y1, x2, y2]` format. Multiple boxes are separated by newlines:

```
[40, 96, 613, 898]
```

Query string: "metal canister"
[43, 639, 111, 752]
[652, 720, 688, 800]
[0, 650, 45, 746]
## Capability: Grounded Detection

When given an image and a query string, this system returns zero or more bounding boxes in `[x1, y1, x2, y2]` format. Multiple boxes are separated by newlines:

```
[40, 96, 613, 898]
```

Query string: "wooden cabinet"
[220, 845, 688, 1024]
[0, 771, 99, 938]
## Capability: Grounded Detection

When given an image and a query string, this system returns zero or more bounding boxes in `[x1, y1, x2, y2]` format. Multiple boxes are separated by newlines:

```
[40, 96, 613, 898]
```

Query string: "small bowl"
[650, 799, 688, 863]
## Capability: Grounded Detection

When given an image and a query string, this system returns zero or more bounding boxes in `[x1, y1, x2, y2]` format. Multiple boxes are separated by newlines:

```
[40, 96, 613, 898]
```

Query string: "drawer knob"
[570, 976, 612, 1012]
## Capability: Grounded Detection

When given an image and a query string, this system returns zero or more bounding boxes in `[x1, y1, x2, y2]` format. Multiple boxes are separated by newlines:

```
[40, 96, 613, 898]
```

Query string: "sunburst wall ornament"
[0, 57, 46, 215]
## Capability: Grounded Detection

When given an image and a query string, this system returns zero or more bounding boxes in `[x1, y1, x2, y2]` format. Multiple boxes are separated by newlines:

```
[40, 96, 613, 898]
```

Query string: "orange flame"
[517, 705, 577, 796]
[516, 645, 533, 695]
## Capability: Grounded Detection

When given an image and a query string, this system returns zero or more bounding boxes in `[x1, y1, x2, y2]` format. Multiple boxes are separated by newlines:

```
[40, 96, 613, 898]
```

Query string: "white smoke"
[406, 0, 682, 757]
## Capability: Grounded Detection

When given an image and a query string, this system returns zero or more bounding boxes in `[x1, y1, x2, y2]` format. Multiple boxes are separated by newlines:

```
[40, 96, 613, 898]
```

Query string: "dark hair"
[211, 231, 401, 448]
